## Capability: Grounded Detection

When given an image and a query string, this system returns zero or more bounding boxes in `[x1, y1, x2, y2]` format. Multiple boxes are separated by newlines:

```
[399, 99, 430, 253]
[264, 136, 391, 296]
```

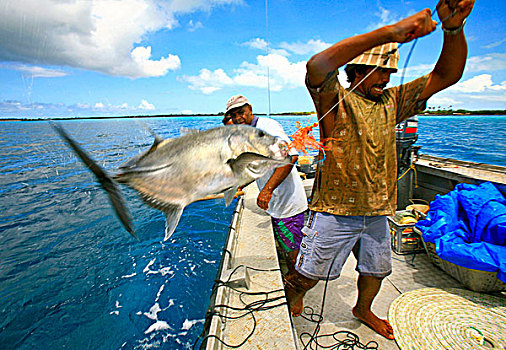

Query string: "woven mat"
[389, 288, 506, 349]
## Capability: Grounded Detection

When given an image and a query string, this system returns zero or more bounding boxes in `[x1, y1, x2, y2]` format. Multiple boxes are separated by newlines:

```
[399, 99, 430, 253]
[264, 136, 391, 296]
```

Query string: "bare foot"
[352, 307, 394, 340]
[290, 298, 303, 317]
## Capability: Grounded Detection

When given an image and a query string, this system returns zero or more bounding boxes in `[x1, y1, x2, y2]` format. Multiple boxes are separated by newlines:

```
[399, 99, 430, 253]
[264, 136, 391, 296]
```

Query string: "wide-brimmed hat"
[348, 42, 399, 70]
[389, 287, 506, 349]
[225, 95, 250, 115]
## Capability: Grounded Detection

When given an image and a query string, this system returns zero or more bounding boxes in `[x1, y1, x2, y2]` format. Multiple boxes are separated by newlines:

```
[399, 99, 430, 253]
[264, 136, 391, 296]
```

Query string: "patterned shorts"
[271, 212, 305, 252]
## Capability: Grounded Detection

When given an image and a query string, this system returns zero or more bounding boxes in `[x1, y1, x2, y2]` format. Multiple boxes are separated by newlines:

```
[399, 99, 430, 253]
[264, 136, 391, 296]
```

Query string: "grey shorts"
[295, 211, 392, 280]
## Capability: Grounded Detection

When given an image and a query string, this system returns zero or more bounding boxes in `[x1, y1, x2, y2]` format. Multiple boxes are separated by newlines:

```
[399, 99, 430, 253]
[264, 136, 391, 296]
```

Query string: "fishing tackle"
[287, 120, 340, 163]
[288, 121, 324, 156]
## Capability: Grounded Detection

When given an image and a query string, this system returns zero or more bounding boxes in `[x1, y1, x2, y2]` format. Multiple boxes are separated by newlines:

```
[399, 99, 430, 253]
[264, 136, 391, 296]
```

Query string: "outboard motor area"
[396, 116, 419, 172]
[396, 116, 419, 209]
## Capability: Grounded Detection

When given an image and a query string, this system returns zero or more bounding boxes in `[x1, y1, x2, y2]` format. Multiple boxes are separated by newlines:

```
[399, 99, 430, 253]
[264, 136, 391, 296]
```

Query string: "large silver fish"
[52, 123, 290, 240]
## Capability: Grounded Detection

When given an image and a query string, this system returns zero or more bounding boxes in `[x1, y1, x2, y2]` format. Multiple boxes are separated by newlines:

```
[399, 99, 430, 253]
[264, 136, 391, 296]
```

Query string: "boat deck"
[205, 155, 506, 349]
[205, 182, 471, 349]
[291, 233, 466, 350]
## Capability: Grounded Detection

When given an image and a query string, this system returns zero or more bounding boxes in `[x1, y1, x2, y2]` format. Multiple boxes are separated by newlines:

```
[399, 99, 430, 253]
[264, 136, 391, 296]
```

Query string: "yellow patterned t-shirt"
[306, 71, 429, 216]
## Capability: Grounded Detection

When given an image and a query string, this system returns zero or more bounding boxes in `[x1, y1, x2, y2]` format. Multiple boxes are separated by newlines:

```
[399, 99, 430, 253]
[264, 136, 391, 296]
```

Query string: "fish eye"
[257, 130, 265, 137]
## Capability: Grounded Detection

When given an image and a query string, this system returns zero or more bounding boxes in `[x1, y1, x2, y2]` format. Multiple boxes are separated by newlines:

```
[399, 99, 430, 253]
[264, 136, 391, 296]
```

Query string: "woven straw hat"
[348, 42, 399, 70]
[389, 287, 506, 349]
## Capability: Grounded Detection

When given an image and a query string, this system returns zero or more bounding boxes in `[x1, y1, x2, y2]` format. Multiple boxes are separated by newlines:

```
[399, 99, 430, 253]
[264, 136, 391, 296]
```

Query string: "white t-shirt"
[254, 117, 308, 218]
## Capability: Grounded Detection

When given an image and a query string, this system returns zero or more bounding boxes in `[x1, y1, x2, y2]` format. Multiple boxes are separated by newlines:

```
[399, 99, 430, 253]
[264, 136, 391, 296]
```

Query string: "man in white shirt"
[224, 95, 308, 277]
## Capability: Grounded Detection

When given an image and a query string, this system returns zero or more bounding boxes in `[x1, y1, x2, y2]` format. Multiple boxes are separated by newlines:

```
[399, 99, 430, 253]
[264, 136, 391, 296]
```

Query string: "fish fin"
[119, 134, 170, 170]
[228, 152, 277, 177]
[164, 205, 184, 241]
[224, 187, 238, 207]
[51, 123, 137, 239]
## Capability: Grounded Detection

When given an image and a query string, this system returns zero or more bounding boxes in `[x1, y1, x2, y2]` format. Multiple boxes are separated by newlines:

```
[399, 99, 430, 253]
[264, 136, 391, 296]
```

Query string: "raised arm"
[306, 9, 437, 89]
[420, 0, 475, 100]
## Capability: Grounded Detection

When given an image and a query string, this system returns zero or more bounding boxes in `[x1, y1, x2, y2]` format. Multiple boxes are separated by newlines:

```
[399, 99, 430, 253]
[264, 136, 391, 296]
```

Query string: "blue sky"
[0, 0, 505, 119]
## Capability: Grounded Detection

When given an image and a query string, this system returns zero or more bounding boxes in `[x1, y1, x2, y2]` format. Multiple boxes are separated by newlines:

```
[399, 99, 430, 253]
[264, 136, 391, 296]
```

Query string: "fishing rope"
[316, 5, 456, 126]
[397, 163, 418, 188]
[290, 5, 458, 158]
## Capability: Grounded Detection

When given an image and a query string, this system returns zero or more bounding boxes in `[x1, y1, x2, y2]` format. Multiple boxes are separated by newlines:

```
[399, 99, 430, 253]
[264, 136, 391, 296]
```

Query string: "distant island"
[1, 109, 505, 121]
[419, 109, 506, 116]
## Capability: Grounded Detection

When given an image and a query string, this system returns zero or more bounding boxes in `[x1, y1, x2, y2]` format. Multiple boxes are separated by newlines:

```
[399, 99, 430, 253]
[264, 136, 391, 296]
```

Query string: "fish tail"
[51, 123, 137, 239]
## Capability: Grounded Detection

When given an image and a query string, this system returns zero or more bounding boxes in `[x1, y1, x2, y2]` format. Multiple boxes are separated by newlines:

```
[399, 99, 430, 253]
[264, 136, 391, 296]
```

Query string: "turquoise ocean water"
[0, 115, 504, 349]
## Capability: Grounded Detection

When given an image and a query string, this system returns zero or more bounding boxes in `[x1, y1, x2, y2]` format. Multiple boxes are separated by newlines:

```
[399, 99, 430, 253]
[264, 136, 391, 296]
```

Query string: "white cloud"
[182, 68, 234, 94]
[181, 53, 306, 94]
[0, 99, 159, 118]
[243, 38, 268, 51]
[139, 99, 155, 110]
[180, 36, 347, 94]
[449, 74, 506, 93]
[167, 0, 243, 13]
[427, 96, 461, 108]
[393, 63, 434, 79]
[5, 64, 68, 78]
[367, 7, 401, 31]
[242, 38, 289, 56]
[188, 20, 203, 32]
[425, 74, 506, 110]
[279, 39, 331, 56]
[466, 53, 506, 73]
[390, 53, 506, 82]
[482, 38, 506, 49]
[462, 94, 506, 102]
[130, 46, 181, 78]
[0, 0, 239, 78]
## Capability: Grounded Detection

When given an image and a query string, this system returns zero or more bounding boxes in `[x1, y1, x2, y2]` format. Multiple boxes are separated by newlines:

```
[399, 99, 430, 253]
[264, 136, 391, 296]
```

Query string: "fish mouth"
[278, 140, 290, 158]
[269, 139, 290, 160]
[279, 141, 289, 157]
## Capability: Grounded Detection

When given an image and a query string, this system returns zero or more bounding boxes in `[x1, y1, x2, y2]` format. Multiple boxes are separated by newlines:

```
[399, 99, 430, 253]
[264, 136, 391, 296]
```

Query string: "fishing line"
[399, 6, 456, 85]
[265, 0, 271, 116]
[299, 5, 458, 151]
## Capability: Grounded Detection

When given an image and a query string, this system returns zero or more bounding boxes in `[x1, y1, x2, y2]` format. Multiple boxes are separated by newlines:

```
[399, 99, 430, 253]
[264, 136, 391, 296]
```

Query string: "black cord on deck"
[193, 264, 286, 350]
[297, 252, 379, 350]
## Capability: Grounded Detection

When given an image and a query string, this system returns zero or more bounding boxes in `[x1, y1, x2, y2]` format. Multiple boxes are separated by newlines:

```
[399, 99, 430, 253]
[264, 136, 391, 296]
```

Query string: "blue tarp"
[416, 182, 506, 283]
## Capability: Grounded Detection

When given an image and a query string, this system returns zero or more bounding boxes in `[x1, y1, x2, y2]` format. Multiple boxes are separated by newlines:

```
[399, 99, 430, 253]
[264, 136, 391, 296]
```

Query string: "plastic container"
[388, 210, 425, 255]
[296, 155, 316, 178]
[417, 227, 506, 292]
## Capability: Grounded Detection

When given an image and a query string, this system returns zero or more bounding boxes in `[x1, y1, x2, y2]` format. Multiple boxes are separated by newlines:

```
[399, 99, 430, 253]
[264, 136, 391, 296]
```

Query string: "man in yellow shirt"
[285, 0, 475, 340]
